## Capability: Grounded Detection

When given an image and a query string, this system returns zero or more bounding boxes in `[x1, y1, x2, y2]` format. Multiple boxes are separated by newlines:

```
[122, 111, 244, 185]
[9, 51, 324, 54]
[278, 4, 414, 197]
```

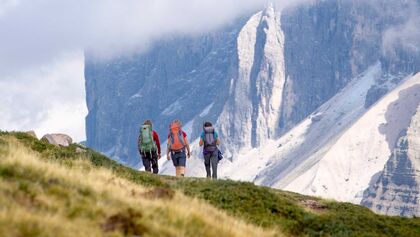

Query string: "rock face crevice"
[362, 91, 420, 217]
[280, 0, 356, 131]
[218, 5, 286, 157]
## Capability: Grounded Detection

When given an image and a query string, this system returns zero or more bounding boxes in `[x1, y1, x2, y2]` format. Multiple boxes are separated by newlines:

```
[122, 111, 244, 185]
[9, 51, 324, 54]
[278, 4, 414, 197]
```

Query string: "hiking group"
[138, 119, 222, 179]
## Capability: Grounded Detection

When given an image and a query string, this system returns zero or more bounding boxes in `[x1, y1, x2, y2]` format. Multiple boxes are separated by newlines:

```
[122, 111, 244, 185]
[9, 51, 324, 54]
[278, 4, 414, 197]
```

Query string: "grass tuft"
[101, 208, 147, 235]
[142, 187, 175, 200]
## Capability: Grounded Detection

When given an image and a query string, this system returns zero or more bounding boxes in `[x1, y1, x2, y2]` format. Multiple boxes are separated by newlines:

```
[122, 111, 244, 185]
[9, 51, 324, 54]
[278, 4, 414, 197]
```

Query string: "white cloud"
[34, 102, 87, 142]
[0, 0, 274, 75]
[382, 1, 420, 56]
[0, 52, 87, 141]
[0, 0, 19, 16]
[0, 0, 311, 74]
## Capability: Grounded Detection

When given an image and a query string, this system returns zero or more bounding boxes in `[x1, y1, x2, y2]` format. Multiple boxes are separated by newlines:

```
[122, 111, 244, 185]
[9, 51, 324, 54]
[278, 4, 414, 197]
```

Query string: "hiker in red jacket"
[138, 120, 161, 174]
[166, 119, 191, 177]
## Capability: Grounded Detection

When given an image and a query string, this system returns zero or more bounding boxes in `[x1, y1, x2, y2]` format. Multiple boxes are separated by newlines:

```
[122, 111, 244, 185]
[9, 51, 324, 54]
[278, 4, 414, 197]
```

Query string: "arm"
[166, 146, 171, 161]
[183, 132, 191, 158]
[153, 131, 161, 158]
[199, 131, 204, 146]
[166, 134, 171, 160]
[215, 131, 220, 145]
[137, 134, 142, 154]
[185, 143, 191, 158]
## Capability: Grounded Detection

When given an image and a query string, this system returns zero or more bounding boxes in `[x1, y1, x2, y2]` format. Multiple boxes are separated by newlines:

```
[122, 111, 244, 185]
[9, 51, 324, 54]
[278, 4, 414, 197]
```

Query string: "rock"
[361, 103, 420, 217]
[311, 114, 323, 123]
[41, 134, 73, 147]
[364, 85, 389, 108]
[75, 147, 86, 153]
[300, 199, 327, 211]
[25, 130, 37, 139]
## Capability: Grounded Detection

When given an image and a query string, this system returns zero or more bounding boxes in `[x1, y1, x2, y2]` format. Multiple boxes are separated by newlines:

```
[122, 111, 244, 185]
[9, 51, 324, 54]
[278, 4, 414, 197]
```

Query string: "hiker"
[138, 120, 161, 174]
[166, 119, 191, 177]
[199, 122, 221, 179]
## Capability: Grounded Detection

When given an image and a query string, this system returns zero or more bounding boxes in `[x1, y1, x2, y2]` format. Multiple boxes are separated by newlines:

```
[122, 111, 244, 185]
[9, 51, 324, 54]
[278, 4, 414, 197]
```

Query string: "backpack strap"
[178, 130, 185, 146]
[168, 132, 173, 150]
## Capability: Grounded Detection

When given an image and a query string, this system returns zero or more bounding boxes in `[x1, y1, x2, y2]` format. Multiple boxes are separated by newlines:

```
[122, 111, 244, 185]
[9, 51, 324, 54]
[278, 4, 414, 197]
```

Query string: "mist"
[0, 0, 272, 76]
[382, 1, 420, 56]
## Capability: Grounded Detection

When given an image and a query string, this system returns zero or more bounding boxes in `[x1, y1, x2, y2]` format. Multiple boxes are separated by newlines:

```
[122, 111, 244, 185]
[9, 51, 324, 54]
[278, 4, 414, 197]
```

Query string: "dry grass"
[0, 136, 278, 237]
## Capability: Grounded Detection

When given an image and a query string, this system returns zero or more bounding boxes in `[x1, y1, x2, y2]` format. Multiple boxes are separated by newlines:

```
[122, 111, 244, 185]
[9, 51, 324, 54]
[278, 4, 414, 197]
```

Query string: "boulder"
[41, 133, 73, 147]
[75, 147, 86, 153]
[25, 130, 37, 139]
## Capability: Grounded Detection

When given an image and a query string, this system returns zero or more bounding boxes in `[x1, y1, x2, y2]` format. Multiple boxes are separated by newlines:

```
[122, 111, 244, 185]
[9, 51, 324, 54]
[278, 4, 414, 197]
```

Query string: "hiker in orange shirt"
[166, 119, 191, 177]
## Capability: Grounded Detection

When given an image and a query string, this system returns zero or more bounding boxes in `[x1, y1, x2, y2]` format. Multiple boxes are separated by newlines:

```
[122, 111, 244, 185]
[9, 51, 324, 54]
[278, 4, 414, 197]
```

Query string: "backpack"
[168, 122, 185, 151]
[139, 124, 156, 153]
[203, 126, 217, 152]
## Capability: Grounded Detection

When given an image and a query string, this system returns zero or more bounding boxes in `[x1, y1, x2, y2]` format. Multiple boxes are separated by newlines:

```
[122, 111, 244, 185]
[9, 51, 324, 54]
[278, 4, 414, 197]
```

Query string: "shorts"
[171, 151, 186, 167]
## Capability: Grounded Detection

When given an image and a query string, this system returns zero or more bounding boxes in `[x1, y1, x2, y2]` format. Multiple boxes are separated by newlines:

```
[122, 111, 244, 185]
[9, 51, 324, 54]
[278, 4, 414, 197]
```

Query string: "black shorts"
[171, 151, 186, 167]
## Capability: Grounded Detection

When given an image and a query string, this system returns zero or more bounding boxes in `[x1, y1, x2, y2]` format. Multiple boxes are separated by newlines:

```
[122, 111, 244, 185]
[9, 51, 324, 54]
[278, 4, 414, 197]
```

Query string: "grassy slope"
[0, 133, 274, 237]
[1, 131, 420, 237]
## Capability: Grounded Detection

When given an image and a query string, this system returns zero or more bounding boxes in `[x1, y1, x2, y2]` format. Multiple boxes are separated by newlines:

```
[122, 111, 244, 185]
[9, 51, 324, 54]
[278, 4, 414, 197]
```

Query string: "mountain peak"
[85, 0, 420, 217]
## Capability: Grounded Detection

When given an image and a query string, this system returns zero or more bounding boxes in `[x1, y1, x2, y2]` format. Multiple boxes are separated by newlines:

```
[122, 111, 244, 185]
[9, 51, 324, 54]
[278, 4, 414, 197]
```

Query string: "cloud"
[382, 1, 420, 56]
[0, 52, 87, 141]
[0, 0, 19, 16]
[0, 0, 311, 76]
[0, 0, 271, 76]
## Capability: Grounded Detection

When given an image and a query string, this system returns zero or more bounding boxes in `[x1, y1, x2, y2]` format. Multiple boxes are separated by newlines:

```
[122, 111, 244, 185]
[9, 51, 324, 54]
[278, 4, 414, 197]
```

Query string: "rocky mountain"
[361, 87, 420, 216]
[225, 72, 419, 217]
[85, 0, 420, 216]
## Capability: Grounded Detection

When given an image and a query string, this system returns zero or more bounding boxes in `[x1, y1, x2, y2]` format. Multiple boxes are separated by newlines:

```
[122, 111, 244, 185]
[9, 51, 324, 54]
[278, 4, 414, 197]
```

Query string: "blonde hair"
[172, 119, 182, 126]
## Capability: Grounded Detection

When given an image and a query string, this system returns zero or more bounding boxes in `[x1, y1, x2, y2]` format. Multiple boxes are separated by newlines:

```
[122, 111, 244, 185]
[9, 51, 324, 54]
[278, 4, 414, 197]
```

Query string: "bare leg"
[179, 166, 185, 177]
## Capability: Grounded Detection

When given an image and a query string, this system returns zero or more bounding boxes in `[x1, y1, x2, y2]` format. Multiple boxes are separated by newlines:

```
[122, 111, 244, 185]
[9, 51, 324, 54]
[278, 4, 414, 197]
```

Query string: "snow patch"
[161, 100, 182, 116]
[182, 119, 194, 139]
[284, 72, 420, 203]
[199, 102, 214, 117]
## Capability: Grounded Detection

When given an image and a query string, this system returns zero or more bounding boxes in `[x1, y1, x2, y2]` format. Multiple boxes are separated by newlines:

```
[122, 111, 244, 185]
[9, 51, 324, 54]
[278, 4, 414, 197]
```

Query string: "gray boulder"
[41, 134, 73, 147]
[25, 130, 37, 139]
[75, 147, 86, 153]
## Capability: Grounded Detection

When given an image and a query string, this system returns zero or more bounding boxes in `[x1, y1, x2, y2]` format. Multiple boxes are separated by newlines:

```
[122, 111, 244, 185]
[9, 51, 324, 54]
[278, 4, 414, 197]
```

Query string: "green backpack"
[139, 124, 157, 153]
